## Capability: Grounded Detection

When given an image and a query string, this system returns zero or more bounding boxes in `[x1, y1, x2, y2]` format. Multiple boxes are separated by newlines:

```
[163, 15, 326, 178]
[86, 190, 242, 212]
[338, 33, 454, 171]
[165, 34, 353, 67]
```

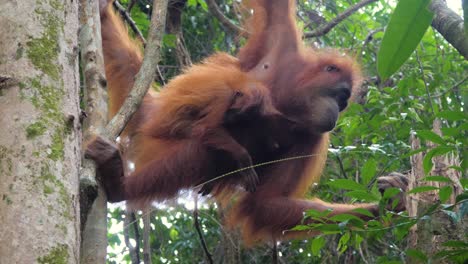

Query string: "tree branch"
[168, 0, 192, 67]
[194, 196, 213, 264]
[142, 209, 152, 264]
[127, 0, 137, 12]
[78, 0, 108, 262]
[205, 0, 246, 35]
[124, 212, 141, 264]
[304, 0, 378, 38]
[114, 0, 147, 45]
[429, 0, 468, 59]
[104, 0, 169, 139]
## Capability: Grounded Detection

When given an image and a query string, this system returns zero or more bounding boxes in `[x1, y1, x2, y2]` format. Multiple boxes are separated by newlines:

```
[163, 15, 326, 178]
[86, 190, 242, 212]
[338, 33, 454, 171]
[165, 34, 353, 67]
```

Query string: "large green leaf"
[328, 179, 366, 191]
[361, 159, 377, 184]
[311, 236, 325, 256]
[377, 0, 434, 80]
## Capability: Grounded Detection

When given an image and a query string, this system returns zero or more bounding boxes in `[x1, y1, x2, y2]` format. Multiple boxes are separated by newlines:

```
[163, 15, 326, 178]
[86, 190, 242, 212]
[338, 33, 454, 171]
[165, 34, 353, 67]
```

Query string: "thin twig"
[124, 212, 141, 264]
[205, 0, 246, 35]
[114, 0, 167, 84]
[114, 0, 147, 45]
[143, 209, 152, 264]
[304, 0, 378, 38]
[105, 0, 169, 139]
[193, 153, 325, 190]
[429, 75, 468, 98]
[415, 51, 436, 115]
[334, 152, 349, 180]
[131, 213, 142, 260]
[272, 241, 278, 264]
[363, 27, 384, 46]
[193, 196, 214, 264]
[127, 0, 137, 12]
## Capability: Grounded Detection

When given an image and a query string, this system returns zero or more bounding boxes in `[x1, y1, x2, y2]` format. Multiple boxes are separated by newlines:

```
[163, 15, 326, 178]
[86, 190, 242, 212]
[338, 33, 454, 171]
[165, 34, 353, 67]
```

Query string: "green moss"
[37, 244, 68, 264]
[2, 195, 12, 205]
[49, 0, 64, 11]
[15, 44, 24, 60]
[40, 166, 71, 219]
[44, 184, 54, 195]
[30, 78, 63, 120]
[56, 224, 67, 235]
[27, 78, 67, 161]
[26, 121, 47, 139]
[0, 146, 13, 175]
[26, 7, 63, 80]
[48, 130, 64, 161]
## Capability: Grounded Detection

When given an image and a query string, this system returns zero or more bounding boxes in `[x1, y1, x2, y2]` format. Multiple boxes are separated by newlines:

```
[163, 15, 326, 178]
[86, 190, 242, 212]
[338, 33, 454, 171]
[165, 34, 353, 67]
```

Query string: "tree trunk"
[78, 0, 109, 263]
[0, 0, 81, 263]
[407, 119, 466, 257]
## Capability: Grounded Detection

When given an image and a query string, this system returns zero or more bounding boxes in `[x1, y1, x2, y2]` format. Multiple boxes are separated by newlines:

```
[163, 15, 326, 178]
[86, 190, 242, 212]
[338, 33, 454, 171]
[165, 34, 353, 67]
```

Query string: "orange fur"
[86, 0, 408, 245]
[90, 2, 283, 207]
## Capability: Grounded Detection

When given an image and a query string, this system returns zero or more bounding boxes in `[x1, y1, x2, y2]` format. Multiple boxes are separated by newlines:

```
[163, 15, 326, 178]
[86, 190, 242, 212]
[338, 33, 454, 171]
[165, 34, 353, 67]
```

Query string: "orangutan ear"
[237, 0, 301, 72]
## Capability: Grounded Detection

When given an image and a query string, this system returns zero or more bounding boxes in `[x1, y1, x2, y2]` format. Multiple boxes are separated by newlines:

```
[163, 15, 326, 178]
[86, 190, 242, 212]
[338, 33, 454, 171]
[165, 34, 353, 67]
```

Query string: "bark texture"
[79, 0, 109, 262]
[430, 0, 468, 59]
[0, 0, 81, 263]
[408, 119, 466, 257]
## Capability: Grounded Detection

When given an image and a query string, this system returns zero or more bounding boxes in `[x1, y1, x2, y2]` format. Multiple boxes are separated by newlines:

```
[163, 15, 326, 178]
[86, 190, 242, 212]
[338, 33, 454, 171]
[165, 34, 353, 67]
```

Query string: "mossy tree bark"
[79, 0, 109, 263]
[0, 0, 81, 263]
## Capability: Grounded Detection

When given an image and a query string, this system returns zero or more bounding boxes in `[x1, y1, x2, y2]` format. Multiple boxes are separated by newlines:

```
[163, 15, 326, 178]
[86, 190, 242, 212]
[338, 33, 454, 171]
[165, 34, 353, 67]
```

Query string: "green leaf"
[417, 130, 445, 145]
[406, 249, 428, 262]
[439, 186, 452, 203]
[423, 176, 452, 183]
[329, 214, 365, 224]
[328, 179, 366, 191]
[345, 190, 380, 202]
[437, 110, 466, 121]
[337, 232, 351, 254]
[354, 233, 364, 248]
[169, 228, 179, 240]
[377, 0, 433, 79]
[441, 209, 459, 222]
[187, 0, 197, 7]
[423, 147, 454, 174]
[197, 0, 208, 11]
[304, 208, 333, 219]
[383, 187, 401, 199]
[311, 236, 325, 256]
[423, 154, 433, 174]
[461, 179, 468, 188]
[408, 186, 438, 194]
[443, 240, 468, 248]
[456, 192, 468, 203]
[352, 208, 375, 218]
[163, 34, 177, 48]
[361, 159, 377, 184]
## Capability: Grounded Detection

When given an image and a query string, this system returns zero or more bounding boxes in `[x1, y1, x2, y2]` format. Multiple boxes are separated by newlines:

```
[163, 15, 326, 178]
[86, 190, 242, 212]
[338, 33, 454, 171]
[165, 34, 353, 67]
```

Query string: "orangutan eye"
[235, 91, 244, 97]
[325, 65, 340, 72]
[262, 63, 269, 70]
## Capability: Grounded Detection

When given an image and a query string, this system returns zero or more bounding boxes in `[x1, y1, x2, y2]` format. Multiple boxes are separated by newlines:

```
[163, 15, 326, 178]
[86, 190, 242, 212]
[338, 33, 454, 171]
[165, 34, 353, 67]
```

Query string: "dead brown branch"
[304, 0, 378, 38]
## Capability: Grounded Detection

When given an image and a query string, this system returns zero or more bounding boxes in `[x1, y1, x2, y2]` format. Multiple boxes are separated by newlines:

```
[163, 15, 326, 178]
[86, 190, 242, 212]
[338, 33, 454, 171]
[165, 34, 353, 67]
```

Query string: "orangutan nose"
[333, 82, 351, 111]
